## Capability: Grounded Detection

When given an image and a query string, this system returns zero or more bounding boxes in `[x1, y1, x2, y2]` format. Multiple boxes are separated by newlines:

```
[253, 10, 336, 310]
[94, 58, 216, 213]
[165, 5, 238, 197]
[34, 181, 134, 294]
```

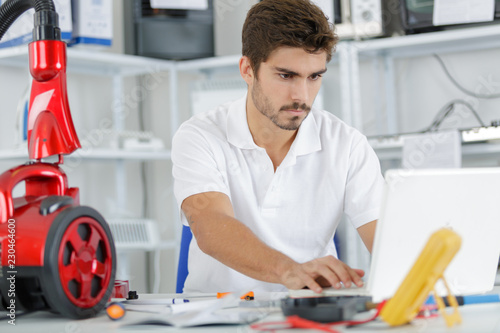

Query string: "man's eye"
[310, 74, 322, 81]
[279, 73, 292, 79]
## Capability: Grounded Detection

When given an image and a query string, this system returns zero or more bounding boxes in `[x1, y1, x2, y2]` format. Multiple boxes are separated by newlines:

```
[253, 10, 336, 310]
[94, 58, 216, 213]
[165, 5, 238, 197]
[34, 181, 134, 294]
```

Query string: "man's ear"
[239, 56, 254, 85]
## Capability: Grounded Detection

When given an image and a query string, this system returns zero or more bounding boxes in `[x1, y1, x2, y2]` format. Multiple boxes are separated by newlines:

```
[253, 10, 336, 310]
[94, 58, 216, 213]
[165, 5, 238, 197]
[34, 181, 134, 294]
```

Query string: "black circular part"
[41, 205, 116, 319]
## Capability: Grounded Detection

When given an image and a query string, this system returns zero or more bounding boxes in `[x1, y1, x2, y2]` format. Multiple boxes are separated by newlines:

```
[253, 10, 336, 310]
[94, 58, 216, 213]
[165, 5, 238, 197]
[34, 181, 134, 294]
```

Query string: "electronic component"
[369, 124, 500, 151]
[461, 126, 500, 143]
[280, 296, 366, 323]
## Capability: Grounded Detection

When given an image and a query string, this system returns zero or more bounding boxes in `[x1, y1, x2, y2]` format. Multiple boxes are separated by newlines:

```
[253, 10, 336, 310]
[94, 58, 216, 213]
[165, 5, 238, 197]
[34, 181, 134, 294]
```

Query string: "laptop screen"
[368, 168, 500, 302]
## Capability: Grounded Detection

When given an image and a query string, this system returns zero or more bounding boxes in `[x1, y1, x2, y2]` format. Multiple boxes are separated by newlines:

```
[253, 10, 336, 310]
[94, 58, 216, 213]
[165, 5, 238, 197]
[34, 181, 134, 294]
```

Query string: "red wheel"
[42, 206, 116, 319]
[58, 217, 114, 308]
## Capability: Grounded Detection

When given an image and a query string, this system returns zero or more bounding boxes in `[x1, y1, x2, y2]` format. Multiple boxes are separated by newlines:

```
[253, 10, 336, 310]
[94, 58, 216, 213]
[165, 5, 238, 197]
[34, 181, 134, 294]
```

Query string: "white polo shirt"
[172, 95, 384, 293]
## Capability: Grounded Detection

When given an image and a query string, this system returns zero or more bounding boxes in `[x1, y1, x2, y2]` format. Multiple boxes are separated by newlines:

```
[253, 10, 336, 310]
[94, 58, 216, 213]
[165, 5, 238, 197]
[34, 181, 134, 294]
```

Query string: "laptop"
[290, 168, 500, 302]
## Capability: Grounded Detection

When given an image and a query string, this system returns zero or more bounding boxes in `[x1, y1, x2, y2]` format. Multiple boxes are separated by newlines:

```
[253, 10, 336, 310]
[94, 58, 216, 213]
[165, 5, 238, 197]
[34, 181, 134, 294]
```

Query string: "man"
[172, 0, 384, 293]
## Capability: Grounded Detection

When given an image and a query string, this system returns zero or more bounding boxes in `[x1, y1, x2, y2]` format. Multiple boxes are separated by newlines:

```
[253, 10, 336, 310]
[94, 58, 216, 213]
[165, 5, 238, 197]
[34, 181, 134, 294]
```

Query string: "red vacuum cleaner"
[0, 0, 116, 319]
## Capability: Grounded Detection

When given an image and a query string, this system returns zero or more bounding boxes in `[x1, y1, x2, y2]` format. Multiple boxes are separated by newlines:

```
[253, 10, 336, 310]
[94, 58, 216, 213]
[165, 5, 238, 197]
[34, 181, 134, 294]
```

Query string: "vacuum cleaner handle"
[0, 163, 68, 222]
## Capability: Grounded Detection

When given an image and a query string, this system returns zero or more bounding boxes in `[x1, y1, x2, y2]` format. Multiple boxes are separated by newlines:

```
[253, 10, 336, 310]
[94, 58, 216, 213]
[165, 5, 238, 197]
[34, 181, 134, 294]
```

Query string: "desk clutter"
[2, 228, 500, 330]
[2, 226, 498, 329]
[3, 166, 500, 329]
[92, 228, 500, 331]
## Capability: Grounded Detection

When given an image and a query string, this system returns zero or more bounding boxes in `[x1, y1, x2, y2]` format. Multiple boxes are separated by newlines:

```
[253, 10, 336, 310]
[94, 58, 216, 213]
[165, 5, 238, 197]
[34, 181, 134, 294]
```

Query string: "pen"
[217, 291, 255, 300]
[123, 298, 190, 305]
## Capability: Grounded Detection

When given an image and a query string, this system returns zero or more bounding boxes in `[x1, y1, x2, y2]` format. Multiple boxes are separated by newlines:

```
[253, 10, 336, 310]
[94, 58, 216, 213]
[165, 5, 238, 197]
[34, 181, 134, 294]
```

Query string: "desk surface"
[3, 289, 500, 333]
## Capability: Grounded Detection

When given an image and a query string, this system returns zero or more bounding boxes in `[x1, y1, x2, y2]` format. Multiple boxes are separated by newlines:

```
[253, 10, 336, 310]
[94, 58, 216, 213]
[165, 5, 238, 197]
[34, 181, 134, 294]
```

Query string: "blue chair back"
[176, 225, 193, 293]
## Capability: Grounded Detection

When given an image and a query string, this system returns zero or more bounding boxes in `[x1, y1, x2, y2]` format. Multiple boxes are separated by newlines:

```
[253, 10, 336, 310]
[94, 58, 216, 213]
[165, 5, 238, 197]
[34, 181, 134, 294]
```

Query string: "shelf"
[0, 148, 27, 160]
[1, 25, 498, 75]
[354, 25, 500, 59]
[72, 148, 171, 161]
[176, 54, 241, 72]
[114, 240, 177, 252]
[176, 47, 343, 73]
[0, 45, 175, 76]
[0, 147, 171, 161]
[373, 142, 500, 161]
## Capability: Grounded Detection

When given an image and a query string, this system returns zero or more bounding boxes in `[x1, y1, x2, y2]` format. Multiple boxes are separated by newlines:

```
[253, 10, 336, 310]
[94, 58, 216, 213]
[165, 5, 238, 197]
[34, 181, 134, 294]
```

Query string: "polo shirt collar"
[291, 109, 322, 157]
[227, 95, 258, 149]
[226, 94, 322, 156]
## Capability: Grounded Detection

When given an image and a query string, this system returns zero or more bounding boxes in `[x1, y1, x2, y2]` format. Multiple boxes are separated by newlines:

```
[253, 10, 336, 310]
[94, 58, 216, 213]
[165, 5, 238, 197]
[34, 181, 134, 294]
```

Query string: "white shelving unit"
[0, 147, 171, 161]
[350, 25, 500, 141]
[0, 45, 174, 203]
[0, 45, 179, 291]
[0, 44, 175, 75]
[370, 141, 500, 161]
[0, 45, 175, 159]
[176, 54, 241, 72]
[354, 25, 500, 58]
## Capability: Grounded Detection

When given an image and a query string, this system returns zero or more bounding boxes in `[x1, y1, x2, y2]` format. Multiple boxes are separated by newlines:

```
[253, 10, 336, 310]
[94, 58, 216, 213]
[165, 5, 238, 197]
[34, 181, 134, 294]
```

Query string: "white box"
[0, 0, 72, 48]
[69, 0, 112, 47]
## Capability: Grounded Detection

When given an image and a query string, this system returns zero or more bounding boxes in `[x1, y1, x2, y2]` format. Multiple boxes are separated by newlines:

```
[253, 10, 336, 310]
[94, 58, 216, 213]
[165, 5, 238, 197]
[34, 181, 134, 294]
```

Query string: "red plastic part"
[0, 163, 68, 223]
[58, 216, 114, 308]
[0, 163, 81, 267]
[111, 280, 130, 299]
[28, 40, 81, 160]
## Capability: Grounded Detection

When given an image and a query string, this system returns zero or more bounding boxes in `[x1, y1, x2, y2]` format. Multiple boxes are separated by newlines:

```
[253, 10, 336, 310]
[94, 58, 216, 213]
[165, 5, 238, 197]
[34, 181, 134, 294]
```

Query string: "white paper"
[433, 0, 495, 26]
[123, 298, 190, 305]
[310, 0, 334, 24]
[402, 130, 462, 169]
[151, 0, 208, 10]
[73, 0, 113, 39]
[123, 294, 267, 328]
[54, 0, 73, 38]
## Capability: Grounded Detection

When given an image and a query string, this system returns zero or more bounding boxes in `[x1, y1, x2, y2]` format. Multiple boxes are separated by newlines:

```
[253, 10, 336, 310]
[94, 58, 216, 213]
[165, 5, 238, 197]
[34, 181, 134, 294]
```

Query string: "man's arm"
[357, 220, 377, 253]
[182, 191, 365, 293]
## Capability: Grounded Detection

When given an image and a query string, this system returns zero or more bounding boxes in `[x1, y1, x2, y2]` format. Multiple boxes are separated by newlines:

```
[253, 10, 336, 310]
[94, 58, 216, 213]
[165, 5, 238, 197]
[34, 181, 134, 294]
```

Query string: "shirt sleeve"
[171, 123, 231, 223]
[343, 135, 385, 228]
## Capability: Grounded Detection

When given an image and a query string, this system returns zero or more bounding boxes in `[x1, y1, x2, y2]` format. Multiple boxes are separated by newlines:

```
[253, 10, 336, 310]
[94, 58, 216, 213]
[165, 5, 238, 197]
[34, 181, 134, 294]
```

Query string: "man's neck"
[246, 102, 298, 171]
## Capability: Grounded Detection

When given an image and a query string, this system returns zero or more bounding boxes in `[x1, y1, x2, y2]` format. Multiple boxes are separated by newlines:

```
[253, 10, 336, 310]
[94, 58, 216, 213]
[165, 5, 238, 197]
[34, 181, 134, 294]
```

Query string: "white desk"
[3, 289, 500, 333]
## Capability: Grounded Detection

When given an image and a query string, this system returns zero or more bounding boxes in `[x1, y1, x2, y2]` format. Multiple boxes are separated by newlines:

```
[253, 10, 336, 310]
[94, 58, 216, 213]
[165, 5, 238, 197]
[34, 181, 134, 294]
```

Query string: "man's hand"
[278, 256, 365, 294]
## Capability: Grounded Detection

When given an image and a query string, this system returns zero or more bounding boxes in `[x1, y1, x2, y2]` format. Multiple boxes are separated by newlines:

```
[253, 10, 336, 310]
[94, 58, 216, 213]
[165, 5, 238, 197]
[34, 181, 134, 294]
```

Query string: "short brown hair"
[242, 0, 338, 75]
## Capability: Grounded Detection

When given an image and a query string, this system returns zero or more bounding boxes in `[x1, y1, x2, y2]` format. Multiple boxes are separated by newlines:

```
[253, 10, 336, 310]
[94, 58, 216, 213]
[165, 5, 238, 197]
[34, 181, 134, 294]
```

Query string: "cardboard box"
[69, 0, 112, 47]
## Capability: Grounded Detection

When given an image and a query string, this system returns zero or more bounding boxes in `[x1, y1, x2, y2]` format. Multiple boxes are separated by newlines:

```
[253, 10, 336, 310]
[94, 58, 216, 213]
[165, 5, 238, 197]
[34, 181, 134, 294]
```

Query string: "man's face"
[250, 47, 327, 131]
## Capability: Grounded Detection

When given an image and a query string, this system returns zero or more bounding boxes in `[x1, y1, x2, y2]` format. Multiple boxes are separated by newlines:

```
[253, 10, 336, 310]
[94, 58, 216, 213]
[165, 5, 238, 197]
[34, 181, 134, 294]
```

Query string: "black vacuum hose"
[0, 0, 57, 42]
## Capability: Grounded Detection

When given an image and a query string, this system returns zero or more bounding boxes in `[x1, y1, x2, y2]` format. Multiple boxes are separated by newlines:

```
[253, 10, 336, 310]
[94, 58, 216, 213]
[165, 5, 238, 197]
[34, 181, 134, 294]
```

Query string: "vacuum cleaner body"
[0, 163, 116, 318]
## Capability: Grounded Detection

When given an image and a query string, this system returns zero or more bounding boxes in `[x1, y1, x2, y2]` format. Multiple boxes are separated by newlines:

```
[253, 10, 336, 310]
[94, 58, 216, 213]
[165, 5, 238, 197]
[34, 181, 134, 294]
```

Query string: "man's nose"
[290, 79, 308, 104]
